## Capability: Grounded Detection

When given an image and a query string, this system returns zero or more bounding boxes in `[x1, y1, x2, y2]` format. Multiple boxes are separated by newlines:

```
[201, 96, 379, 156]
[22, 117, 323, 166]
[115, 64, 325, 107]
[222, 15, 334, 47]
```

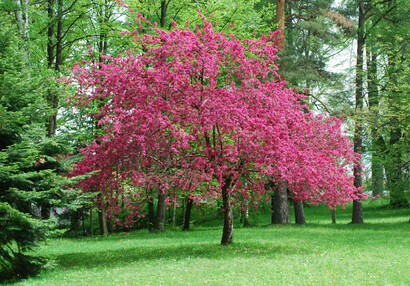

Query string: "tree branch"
[305, 93, 333, 115]
[285, 13, 312, 22]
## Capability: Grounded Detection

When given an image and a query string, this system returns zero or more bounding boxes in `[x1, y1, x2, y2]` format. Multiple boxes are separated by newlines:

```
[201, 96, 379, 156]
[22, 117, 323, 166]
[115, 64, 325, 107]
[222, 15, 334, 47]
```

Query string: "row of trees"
[356, 0, 409, 208]
[1, 0, 408, 280]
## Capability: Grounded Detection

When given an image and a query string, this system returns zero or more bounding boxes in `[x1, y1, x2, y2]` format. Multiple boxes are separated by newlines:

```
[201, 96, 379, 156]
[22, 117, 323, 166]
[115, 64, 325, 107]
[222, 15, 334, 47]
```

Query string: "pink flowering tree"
[69, 14, 364, 244]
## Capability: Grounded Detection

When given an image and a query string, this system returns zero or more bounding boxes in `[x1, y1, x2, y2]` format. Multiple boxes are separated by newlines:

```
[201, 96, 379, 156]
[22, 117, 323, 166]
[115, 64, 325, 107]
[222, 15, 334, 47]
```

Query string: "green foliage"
[0, 202, 47, 281]
[281, 0, 350, 89]
[126, 0, 267, 37]
[362, 0, 409, 206]
[0, 8, 81, 219]
[0, 10, 46, 212]
[0, 12, 40, 150]
[0, 138, 74, 210]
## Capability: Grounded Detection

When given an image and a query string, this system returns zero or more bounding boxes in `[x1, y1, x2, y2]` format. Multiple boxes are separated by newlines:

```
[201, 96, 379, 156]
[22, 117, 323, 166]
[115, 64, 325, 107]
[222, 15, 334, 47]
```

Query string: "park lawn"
[8, 201, 410, 286]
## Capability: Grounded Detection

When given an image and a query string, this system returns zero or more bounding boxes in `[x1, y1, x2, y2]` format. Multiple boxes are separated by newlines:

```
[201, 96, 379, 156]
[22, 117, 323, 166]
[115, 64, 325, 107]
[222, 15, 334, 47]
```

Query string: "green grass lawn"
[7, 201, 410, 286]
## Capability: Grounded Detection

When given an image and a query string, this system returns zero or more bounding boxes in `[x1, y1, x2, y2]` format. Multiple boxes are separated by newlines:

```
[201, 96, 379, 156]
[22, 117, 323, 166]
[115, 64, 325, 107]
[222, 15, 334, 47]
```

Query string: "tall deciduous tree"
[70, 14, 365, 244]
[351, 0, 365, 224]
[270, 0, 291, 225]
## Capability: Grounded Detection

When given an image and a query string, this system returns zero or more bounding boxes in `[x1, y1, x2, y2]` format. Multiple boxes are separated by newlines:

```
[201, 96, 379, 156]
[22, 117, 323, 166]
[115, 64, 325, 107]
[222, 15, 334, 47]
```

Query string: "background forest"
[0, 0, 409, 281]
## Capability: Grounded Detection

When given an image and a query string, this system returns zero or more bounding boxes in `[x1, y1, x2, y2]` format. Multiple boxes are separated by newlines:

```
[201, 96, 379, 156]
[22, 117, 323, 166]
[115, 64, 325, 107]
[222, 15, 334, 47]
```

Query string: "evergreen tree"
[0, 9, 48, 280]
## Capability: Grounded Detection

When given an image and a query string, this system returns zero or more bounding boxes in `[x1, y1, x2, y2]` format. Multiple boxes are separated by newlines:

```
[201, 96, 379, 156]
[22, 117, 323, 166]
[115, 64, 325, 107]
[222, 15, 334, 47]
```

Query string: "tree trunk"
[171, 201, 176, 227]
[271, 181, 290, 224]
[90, 209, 94, 236]
[221, 176, 233, 245]
[352, 200, 363, 224]
[155, 193, 166, 232]
[72, 210, 79, 239]
[331, 209, 336, 224]
[41, 202, 51, 220]
[160, 0, 168, 28]
[293, 200, 306, 224]
[47, 0, 54, 68]
[276, 0, 286, 51]
[97, 0, 109, 58]
[182, 197, 193, 231]
[46, 0, 58, 138]
[55, 0, 63, 71]
[147, 196, 155, 231]
[367, 47, 385, 197]
[273, 1, 289, 223]
[82, 214, 86, 236]
[14, 0, 25, 38]
[98, 207, 108, 236]
[352, 0, 365, 224]
[14, 0, 30, 52]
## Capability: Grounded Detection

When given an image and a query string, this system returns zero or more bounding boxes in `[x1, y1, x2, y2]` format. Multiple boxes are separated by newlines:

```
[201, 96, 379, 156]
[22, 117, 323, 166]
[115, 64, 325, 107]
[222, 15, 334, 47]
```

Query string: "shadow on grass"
[259, 221, 409, 232]
[308, 221, 408, 231]
[71, 227, 223, 244]
[64, 230, 188, 243]
[55, 240, 310, 270]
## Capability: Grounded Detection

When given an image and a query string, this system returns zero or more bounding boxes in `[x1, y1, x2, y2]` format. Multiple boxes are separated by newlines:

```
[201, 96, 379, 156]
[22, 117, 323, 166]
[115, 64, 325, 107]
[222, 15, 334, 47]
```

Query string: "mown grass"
[7, 201, 410, 286]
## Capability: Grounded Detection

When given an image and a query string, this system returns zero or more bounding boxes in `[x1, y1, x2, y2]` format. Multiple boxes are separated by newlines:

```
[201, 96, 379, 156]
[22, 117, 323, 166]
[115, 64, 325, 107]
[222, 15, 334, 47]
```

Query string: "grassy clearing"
[7, 201, 409, 286]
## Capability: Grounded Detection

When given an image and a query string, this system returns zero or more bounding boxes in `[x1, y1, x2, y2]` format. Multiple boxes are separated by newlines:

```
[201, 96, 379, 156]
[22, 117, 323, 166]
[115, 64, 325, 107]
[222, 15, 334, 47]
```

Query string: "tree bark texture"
[352, 0, 365, 224]
[160, 0, 168, 28]
[98, 207, 108, 236]
[97, 0, 109, 58]
[331, 209, 336, 224]
[352, 200, 363, 224]
[147, 196, 155, 231]
[276, 0, 286, 51]
[293, 200, 306, 224]
[221, 176, 234, 245]
[55, 0, 64, 71]
[155, 193, 166, 232]
[46, 0, 61, 138]
[271, 181, 290, 224]
[14, 0, 30, 50]
[182, 197, 193, 231]
[47, 0, 55, 69]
